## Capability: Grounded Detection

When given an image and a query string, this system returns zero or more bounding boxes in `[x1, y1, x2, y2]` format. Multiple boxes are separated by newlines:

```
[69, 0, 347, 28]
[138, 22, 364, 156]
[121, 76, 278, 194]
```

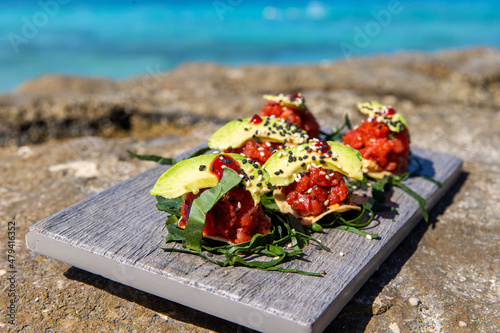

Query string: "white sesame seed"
[339, 252, 345, 257]
[237, 202, 241, 209]
[366, 234, 373, 240]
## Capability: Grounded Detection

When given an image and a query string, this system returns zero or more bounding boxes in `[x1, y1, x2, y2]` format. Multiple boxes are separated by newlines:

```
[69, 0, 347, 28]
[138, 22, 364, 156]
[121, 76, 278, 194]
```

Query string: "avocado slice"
[357, 101, 408, 133]
[150, 153, 270, 205]
[262, 93, 307, 111]
[208, 115, 309, 151]
[263, 141, 363, 186]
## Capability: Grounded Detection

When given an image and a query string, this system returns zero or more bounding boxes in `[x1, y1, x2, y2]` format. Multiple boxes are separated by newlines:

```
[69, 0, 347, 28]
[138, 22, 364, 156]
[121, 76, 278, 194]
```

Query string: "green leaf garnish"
[127, 150, 177, 165]
[320, 114, 352, 142]
[127, 146, 211, 165]
[163, 216, 329, 276]
[184, 168, 242, 251]
[156, 196, 183, 217]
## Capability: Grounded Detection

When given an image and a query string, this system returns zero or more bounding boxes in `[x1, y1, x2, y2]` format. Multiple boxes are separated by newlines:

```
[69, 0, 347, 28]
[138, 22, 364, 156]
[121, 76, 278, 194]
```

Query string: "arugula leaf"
[391, 178, 429, 222]
[156, 196, 183, 217]
[128, 146, 212, 165]
[127, 150, 177, 165]
[259, 193, 281, 212]
[320, 114, 352, 142]
[162, 210, 329, 276]
[184, 168, 242, 251]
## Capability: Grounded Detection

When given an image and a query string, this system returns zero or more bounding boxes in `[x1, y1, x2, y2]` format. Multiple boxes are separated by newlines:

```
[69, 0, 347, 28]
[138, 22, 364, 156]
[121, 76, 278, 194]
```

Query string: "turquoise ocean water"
[1, 0, 499, 93]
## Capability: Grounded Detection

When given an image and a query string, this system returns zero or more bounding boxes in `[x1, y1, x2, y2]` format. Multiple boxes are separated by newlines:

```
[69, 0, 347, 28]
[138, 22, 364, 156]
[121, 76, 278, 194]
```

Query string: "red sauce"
[249, 114, 263, 124]
[280, 166, 349, 216]
[260, 101, 320, 138]
[342, 119, 410, 174]
[311, 140, 330, 152]
[209, 154, 240, 180]
[225, 140, 281, 165]
[179, 187, 271, 244]
[384, 107, 395, 116]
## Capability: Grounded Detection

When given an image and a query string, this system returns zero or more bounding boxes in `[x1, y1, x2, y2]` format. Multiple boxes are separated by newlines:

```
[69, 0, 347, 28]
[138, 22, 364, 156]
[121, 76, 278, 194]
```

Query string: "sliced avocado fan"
[150, 153, 270, 205]
[208, 116, 309, 151]
[263, 141, 363, 186]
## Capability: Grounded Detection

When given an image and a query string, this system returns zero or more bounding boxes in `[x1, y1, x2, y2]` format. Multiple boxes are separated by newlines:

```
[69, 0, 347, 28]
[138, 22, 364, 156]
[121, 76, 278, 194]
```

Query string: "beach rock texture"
[1, 48, 499, 332]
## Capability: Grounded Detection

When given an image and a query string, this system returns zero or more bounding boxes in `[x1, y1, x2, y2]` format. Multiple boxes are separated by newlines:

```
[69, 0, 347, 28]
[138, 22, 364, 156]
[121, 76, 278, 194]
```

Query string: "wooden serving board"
[26, 146, 462, 333]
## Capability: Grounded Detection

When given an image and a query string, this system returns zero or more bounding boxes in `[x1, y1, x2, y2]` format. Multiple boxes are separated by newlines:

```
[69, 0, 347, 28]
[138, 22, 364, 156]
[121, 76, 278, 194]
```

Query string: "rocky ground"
[1, 48, 499, 332]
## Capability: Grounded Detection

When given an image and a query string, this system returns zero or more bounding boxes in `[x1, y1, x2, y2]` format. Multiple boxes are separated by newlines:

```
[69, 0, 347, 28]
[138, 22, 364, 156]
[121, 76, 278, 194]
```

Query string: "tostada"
[342, 101, 410, 179]
[151, 153, 272, 245]
[263, 140, 363, 225]
[260, 93, 320, 138]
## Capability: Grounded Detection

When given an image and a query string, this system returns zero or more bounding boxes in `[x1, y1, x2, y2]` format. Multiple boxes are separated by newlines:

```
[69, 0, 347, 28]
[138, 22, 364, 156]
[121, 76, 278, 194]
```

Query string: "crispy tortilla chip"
[274, 189, 361, 226]
[362, 158, 393, 180]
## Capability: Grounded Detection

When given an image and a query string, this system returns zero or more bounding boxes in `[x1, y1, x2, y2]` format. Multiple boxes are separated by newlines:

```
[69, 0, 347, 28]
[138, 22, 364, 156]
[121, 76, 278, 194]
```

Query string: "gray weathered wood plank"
[26, 146, 462, 333]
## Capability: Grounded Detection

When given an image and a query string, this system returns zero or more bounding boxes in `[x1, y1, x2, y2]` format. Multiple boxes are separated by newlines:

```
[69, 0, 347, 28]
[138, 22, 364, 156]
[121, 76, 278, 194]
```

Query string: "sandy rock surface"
[1, 48, 499, 332]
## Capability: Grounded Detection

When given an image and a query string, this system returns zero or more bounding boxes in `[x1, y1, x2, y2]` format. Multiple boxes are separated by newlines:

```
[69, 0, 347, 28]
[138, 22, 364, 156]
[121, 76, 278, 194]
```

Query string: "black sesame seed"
[253, 163, 259, 168]
[319, 160, 326, 164]
[250, 175, 255, 180]
[211, 166, 214, 172]
[235, 208, 240, 213]
[242, 159, 247, 164]
[256, 182, 262, 187]
[199, 165, 206, 171]
[312, 156, 316, 161]
[274, 171, 280, 175]
[313, 195, 316, 200]
[301, 163, 306, 167]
